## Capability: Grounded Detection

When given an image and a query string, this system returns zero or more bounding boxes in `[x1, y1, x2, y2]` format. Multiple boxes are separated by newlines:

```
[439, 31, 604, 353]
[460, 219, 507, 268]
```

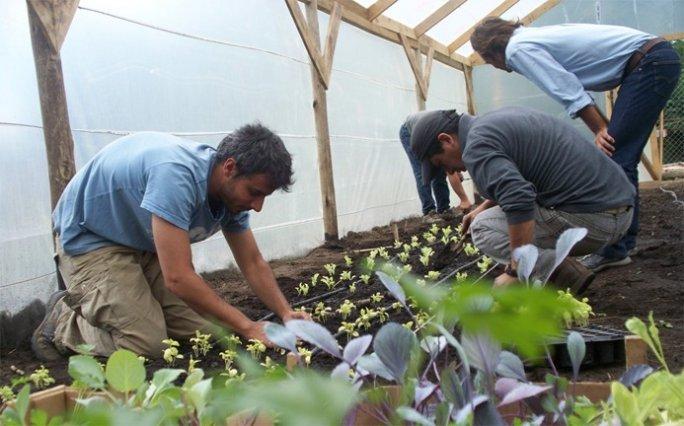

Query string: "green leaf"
[15, 384, 31, 424]
[186, 378, 212, 414]
[105, 349, 146, 393]
[373, 322, 417, 383]
[68, 355, 106, 389]
[567, 331, 585, 381]
[611, 382, 640, 425]
[625, 313, 668, 370]
[29, 408, 48, 426]
[396, 406, 435, 426]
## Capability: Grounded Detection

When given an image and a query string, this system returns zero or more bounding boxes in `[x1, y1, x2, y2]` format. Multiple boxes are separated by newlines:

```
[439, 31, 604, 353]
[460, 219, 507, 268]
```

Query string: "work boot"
[549, 258, 595, 295]
[580, 253, 632, 272]
[31, 290, 67, 361]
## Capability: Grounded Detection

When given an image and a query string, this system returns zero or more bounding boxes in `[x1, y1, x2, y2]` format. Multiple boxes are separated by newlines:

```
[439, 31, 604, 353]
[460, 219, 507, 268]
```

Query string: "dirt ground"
[1, 180, 682, 387]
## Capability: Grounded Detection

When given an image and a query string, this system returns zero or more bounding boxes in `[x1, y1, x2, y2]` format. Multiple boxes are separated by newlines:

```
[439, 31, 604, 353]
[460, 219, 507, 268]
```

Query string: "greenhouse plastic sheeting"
[0, 0, 468, 317]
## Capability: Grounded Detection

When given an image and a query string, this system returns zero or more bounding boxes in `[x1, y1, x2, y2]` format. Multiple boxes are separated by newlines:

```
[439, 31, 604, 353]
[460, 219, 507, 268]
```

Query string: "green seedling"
[311, 273, 320, 287]
[416, 279, 426, 287]
[297, 347, 313, 366]
[391, 301, 403, 312]
[423, 231, 437, 244]
[323, 263, 337, 276]
[359, 274, 371, 285]
[398, 252, 409, 263]
[429, 223, 440, 235]
[340, 270, 354, 281]
[557, 289, 594, 328]
[336, 300, 356, 320]
[223, 333, 242, 348]
[403, 243, 412, 254]
[0, 386, 14, 404]
[425, 270, 440, 280]
[348, 283, 357, 294]
[344, 255, 353, 267]
[29, 365, 55, 390]
[370, 292, 385, 304]
[162, 338, 184, 365]
[455, 271, 468, 282]
[393, 240, 403, 250]
[477, 256, 493, 273]
[219, 349, 237, 369]
[419, 246, 434, 266]
[246, 339, 267, 360]
[411, 236, 420, 248]
[296, 282, 310, 296]
[464, 242, 479, 256]
[189, 330, 213, 358]
[338, 322, 359, 340]
[313, 302, 332, 322]
[188, 356, 200, 373]
[321, 275, 336, 290]
[377, 247, 390, 260]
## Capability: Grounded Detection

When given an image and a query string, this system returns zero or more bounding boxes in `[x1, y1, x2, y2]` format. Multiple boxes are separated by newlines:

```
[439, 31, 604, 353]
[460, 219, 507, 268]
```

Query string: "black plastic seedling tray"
[549, 325, 628, 368]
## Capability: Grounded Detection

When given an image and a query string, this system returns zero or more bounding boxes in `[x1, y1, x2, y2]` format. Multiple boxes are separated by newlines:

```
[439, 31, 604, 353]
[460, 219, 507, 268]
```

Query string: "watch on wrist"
[504, 264, 517, 278]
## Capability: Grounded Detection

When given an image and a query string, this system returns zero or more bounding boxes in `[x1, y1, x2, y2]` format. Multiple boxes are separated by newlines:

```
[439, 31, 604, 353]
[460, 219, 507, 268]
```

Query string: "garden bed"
[1, 180, 682, 387]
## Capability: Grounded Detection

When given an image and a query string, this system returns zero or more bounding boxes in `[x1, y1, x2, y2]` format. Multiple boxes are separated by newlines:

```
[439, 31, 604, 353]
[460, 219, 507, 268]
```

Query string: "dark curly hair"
[216, 123, 294, 192]
[471, 17, 522, 63]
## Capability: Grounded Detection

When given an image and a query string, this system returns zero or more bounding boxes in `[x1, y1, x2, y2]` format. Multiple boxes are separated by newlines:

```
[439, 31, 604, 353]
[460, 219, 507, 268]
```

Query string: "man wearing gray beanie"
[411, 107, 635, 291]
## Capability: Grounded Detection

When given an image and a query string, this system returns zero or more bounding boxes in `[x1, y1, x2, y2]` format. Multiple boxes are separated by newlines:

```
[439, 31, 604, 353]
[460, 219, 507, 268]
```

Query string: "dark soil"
[1, 181, 682, 388]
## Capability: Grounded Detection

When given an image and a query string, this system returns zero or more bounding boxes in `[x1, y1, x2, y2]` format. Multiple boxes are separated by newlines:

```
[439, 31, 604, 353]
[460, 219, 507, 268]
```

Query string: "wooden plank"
[649, 128, 662, 180]
[306, 0, 339, 241]
[285, 0, 329, 88]
[27, 0, 79, 52]
[26, 0, 77, 209]
[400, 34, 428, 102]
[663, 32, 684, 41]
[520, 0, 560, 25]
[367, 0, 398, 21]
[625, 335, 649, 367]
[448, 0, 520, 53]
[415, 45, 426, 110]
[299, 0, 466, 70]
[322, 2, 342, 81]
[423, 45, 435, 95]
[414, 0, 467, 37]
[464, 65, 476, 115]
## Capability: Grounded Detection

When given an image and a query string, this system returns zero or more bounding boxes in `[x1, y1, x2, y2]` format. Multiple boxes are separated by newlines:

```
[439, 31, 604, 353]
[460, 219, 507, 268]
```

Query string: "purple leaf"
[620, 364, 654, 387]
[543, 228, 588, 282]
[331, 362, 351, 380]
[454, 395, 488, 423]
[343, 335, 372, 365]
[512, 245, 538, 283]
[461, 332, 500, 374]
[357, 353, 394, 381]
[494, 378, 519, 400]
[264, 322, 298, 354]
[373, 323, 417, 383]
[420, 336, 447, 358]
[498, 383, 552, 407]
[567, 331, 585, 381]
[285, 320, 341, 358]
[496, 351, 526, 382]
[376, 271, 406, 304]
[415, 381, 438, 406]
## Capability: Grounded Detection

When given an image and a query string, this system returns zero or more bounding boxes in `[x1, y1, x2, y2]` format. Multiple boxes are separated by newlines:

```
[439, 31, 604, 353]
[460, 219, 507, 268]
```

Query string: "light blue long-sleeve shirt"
[505, 24, 653, 117]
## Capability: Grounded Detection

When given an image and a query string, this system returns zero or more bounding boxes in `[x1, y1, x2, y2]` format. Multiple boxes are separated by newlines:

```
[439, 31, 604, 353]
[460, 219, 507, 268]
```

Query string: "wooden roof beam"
[414, 0, 467, 37]
[298, 0, 468, 70]
[367, 0, 398, 21]
[447, 0, 519, 53]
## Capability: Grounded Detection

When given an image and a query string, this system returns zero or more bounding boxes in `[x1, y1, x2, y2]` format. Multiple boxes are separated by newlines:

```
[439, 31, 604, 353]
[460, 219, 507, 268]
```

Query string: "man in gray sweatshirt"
[411, 107, 634, 290]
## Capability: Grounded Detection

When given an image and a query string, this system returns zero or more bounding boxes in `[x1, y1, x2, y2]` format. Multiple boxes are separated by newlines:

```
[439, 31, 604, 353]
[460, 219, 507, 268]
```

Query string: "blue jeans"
[399, 123, 450, 214]
[600, 42, 681, 260]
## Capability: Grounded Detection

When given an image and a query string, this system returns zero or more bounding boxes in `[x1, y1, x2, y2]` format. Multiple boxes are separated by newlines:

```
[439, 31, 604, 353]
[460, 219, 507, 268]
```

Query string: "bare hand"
[461, 209, 479, 234]
[493, 272, 518, 288]
[282, 309, 312, 322]
[594, 128, 615, 156]
[242, 321, 274, 347]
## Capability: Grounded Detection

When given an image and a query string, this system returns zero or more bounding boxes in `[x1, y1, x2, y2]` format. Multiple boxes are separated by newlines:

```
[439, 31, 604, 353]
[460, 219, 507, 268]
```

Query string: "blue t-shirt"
[53, 132, 250, 255]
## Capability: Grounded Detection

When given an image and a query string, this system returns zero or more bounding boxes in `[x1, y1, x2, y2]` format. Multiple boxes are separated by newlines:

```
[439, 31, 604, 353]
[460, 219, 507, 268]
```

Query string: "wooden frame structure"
[27, 0, 678, 242]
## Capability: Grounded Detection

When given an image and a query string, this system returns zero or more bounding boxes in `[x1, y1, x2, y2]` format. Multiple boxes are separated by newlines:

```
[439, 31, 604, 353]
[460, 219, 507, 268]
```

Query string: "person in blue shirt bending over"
[470, 18, 680, 272]
[32, 123, 309, 361]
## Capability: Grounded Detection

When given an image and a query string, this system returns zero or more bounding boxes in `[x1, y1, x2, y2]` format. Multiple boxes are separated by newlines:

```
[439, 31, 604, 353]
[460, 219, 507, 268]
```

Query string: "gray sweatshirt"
[461, 107, 635, 224]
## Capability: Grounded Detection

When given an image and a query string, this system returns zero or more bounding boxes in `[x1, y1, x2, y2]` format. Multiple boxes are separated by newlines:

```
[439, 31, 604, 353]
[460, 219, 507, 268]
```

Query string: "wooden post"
[399, 35, 433, 110]
[624, 335, 649, 367]
[26, 0, 79, 209]
[285, 0, 343, 241]
[463, 65, 476, 115]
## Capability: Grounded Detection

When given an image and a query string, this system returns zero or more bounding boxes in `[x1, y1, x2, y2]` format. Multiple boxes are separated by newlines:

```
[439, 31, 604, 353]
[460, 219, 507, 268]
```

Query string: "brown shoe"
[31, 290, 67, 361]
[549, 258, 595, 295]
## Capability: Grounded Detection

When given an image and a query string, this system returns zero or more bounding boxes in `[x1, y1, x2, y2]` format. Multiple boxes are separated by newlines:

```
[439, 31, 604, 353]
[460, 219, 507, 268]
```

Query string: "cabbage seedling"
[0, 387, 14, 404]
[190, 330, 213, 358]
[423, 231, 437, 244]
[321, 275, 336, 290]
[344, 255, 353, 267]
[187, 356, 200, 373]
[246, 339, 267, 360]
[336, 300, 356, 319]
[348, 283, 357, 294]
[340, 270, 354, 281]
[419, 246, 434, 266]
[377, 247, 390, 260]
[223, 333, 242, 348]
[416, 279, 426, 287]
[313, 302, 332, 322]
[425, 270, 440, 280]
[297, 347, 313, 365]
[403, 243, 412, 254]
[338, 321, 359, 340]
[296, 282, 310, 296]
[410, 236, 420, 248]
[429, 224, 440, 235]
[162, 338, 184, 365]
[477, 256, 493, 273]
[557, 289, 594, 327]
[464, 242, 480, 256]
[456, 271, 468, 282]
[219, 349, 237, 369]
[359, 274, 370, 285]
[323, 263, 337, 276]
[370, 292, 385, 303]
[393, 240, 403, 249]
[310, 273, 320, 287]
[29, 365, 54, 389]
[398, 251, 409, 263]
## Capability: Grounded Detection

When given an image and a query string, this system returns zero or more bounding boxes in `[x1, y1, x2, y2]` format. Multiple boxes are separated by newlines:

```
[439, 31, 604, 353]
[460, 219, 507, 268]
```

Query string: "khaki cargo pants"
[53, 243, 212, 358]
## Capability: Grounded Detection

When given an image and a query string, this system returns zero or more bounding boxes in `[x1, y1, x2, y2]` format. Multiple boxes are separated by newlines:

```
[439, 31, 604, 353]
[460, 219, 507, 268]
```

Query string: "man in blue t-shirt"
[32, 123, 309, 360]
[471, 19, 680, 272]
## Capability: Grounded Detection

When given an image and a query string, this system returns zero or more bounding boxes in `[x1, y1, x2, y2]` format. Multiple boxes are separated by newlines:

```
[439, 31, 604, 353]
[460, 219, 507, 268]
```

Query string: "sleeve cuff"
[505, 209, 535, 225]
[567, 94, 594, 118]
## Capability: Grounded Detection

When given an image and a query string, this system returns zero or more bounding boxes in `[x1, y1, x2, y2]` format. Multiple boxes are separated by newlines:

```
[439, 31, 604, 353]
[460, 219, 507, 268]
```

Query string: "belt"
[622, 37, 667, 79]
[604, 205, 632, 215]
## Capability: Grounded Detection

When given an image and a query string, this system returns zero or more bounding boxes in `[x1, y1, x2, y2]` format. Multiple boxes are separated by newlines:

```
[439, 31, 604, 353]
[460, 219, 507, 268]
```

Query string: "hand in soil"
[461, 209, 479, 234]
[281, 309, 312, 322]
[493, 272, 518, 288]
[243, 321, 275, 347]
